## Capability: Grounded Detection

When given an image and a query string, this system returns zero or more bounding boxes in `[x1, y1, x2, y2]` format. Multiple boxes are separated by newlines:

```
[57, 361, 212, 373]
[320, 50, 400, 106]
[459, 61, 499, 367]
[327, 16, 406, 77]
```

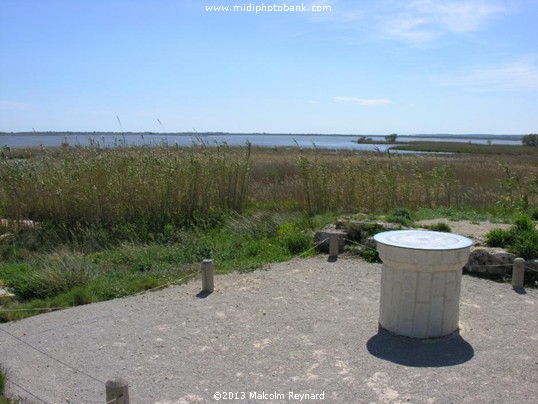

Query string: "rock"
[315, 220, 406, 254]
[339, 219, 405, 245]
[464, 247, 515, 276]
[0, 287, 15, 300]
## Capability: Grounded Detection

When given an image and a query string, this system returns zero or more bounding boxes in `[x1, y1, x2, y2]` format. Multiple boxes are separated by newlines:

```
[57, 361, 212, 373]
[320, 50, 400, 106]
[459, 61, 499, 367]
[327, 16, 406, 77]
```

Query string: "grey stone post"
[329, 234, 339, 258]
[202, 259, 214, 293]
[512, 258, 525, 289]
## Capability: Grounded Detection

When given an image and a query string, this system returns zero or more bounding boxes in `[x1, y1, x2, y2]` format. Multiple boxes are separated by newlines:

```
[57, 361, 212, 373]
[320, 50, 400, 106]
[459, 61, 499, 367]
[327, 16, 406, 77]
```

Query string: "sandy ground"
[1, 255, 537, 404]
[415, 219, 512, 244]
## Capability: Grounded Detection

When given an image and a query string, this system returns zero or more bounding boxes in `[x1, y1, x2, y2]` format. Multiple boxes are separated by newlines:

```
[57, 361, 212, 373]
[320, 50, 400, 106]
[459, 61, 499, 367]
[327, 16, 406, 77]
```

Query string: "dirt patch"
[415, 219, 512, 244]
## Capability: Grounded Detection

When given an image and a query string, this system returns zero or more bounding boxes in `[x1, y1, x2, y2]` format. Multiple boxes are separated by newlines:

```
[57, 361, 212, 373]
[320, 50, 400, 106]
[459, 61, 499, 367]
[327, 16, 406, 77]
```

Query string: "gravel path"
[1, 256, 537, 404]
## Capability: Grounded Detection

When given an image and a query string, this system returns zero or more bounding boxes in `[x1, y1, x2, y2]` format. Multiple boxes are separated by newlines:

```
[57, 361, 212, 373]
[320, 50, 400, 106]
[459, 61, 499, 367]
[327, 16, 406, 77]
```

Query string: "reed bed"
[0, 143, 251, 233]
[1, 144, 537, 243]
[248, 147, 538, 215]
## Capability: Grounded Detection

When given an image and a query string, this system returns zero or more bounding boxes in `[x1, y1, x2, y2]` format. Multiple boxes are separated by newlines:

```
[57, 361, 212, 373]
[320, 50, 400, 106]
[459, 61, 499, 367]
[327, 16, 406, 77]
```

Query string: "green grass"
[0, 212, 323, 322]
[0, 366, 5, 396]
[0, 365, 16, 404]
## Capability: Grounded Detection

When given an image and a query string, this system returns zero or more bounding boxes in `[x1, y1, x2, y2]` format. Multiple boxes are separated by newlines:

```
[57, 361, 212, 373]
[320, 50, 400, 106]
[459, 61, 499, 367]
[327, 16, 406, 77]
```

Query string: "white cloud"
[414, 0, 506, 32]
[384, 0, 507, 43]
[334, 96, 392, 106]
[439, 58, 538, 91]
[386, 16, 437, 42]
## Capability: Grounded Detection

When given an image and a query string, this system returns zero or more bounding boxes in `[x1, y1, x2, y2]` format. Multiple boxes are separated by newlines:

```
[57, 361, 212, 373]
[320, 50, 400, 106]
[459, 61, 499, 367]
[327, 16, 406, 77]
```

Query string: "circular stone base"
[374, 230, 472, 338]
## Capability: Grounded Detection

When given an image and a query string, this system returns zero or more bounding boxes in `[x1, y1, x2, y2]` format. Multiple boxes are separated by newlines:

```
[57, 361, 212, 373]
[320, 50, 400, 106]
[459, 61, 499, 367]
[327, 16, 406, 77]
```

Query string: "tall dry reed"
[0, 142, 251, 229]
[1, 145, 536, 235]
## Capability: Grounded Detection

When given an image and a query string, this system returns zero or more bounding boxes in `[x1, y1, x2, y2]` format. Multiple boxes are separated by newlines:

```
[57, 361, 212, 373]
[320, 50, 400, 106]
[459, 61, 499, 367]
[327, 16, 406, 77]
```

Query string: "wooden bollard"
[512, 257, 525, 289]
[329, 234, 339, 259]
[105, 378, 129, 404]
[202, 259, 214, 293]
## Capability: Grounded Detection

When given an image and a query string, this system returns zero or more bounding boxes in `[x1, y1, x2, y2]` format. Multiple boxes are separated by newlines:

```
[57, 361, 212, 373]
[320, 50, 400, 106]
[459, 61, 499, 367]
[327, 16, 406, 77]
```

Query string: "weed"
[425, 222, 452, 233]
[386, 208, 413, 226]
[0, 365, 5, 396]
[277, 222, 313, 254]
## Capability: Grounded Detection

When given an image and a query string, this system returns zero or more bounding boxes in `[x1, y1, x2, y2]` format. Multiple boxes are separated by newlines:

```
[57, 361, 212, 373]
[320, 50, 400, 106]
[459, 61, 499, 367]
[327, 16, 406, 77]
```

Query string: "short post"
[105, 378, 129, 404]
[512, 257, 525, 289]
[329, 234, 339, 259]
[202, 259, 214, 293]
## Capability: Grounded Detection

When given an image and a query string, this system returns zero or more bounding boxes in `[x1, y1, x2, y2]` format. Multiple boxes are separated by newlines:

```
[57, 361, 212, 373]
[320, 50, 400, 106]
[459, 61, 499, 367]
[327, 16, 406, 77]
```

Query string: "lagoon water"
[0, 133, 522, 150]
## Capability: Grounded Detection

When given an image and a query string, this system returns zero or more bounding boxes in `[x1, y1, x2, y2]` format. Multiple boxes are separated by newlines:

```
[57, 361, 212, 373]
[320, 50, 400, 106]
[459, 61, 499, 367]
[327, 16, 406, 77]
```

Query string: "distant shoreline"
[0, 131, 525, 141]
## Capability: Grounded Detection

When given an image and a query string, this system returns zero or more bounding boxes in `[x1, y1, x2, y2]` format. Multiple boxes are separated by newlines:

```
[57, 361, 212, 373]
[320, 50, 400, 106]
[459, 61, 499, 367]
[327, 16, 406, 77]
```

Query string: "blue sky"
[1, 0, 537, 134]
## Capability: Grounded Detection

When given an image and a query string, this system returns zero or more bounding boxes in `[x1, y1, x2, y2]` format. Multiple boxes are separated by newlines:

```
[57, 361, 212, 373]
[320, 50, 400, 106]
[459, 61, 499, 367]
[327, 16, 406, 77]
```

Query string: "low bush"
[509, 230, 538, 260]
[359, 248, 381, 263]
[513, 213, 536, 231]
[277, 222, 313, 255]
[425, 222, 452, 233]
[485, 214, 538, 259]
[485, 228, 511, 247]
[386, 208, 413, 226]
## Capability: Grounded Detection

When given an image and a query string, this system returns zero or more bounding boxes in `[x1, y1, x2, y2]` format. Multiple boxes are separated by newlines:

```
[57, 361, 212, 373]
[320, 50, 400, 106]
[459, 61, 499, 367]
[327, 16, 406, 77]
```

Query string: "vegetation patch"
[485, 214, 538, 260]
[392, 141, 538, 156]
[1, 144, 537, 320]
[386, 208, 413, 226]
[423, 222, 452, 233]
[0, 211, 326, 322]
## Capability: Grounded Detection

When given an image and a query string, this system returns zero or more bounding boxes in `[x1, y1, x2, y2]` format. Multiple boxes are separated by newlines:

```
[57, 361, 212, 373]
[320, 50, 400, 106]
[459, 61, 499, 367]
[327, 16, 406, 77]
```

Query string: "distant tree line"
[522, 134, 538, 146]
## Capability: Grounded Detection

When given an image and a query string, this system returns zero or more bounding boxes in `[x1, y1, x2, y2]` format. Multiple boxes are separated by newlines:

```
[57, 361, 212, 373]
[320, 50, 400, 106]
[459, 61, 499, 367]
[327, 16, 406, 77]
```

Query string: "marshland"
[0, 140, 537, 322]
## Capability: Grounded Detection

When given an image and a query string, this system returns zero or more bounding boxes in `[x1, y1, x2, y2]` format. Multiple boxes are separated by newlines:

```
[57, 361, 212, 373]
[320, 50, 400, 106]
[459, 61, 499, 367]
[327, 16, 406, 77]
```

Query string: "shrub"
[426, 222, 452, 233]
[513, 213, 535, 231]
[509, 230, 538, 260]
[485, 228, 512, 247]
[359, 248, 381, 263]
[386, 208, 413, 226]
[530, 207, 538, 221]
[277, 222, 312, 254]
[486, 214, 538, 259]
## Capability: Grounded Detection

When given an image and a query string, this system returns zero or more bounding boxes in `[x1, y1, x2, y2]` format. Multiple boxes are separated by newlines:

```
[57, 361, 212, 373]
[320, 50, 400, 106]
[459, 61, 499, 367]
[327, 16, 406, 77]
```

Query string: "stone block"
[416, 273, 432, 303]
